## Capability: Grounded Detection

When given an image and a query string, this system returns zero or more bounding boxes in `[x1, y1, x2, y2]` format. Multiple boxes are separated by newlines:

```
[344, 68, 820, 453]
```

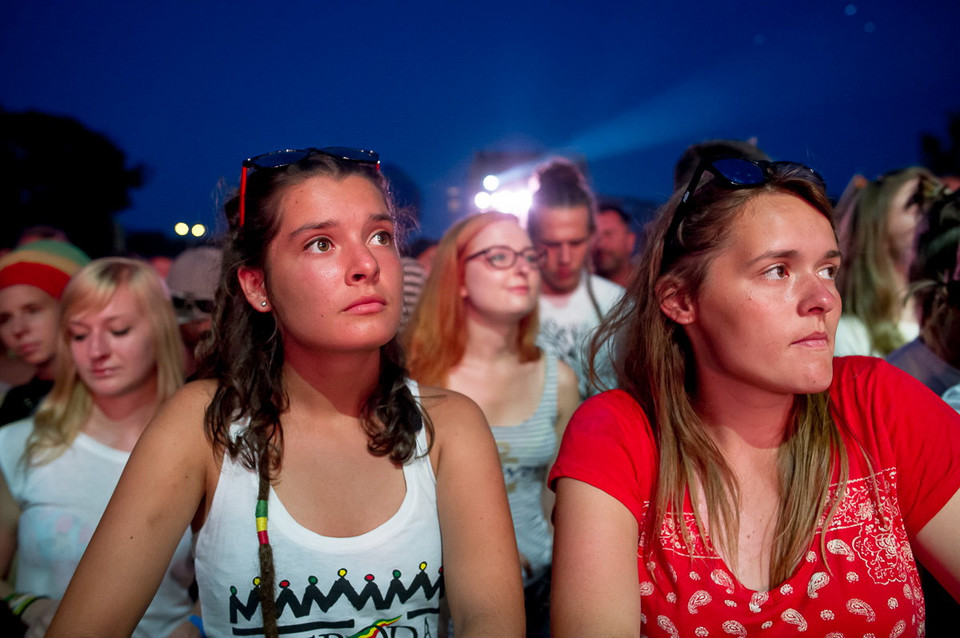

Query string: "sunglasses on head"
[238, 147, 380, 227]
[663, 157, 825, 266]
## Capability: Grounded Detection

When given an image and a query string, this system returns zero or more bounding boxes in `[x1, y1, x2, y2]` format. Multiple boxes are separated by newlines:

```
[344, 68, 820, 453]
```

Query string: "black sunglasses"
[172, 295, 215, 315]
[664, 157, 825, 265]
[238, 147, 380, 227]
[465, 245, 543, 270]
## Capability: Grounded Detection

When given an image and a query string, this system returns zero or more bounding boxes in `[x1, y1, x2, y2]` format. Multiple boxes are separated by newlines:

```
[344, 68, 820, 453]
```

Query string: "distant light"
[845, 4, 857, 16]
[474, 191, 493, 209]
[491, 189, 532, 217]
[174, 222, 189, 236]
[191, 224, 206, 237]
[864, 21, 875, 33]
[482, 175, 500, 192]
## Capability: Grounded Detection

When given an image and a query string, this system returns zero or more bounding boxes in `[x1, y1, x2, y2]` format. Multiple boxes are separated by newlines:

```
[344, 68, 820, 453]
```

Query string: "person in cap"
[0, 240, 90, 425]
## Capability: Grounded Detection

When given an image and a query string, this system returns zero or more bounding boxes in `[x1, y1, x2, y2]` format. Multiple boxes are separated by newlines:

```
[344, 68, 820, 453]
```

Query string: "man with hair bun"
[527, 158, 622, 397]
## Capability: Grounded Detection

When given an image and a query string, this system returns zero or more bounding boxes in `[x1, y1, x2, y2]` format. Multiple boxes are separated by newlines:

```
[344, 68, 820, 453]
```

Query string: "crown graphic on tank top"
[227, 561, 443, 635]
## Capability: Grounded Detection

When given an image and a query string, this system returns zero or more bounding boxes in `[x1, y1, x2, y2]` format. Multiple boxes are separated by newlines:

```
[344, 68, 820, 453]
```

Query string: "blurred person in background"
[834, 168, 941, 356]
[166, 246, 222, 377]
[886, 186, 960, 636]
[0, 258, 194, 637]
[405, 211, 580, 637]
[527, 158, 622, 397]
[0, 241, 90, 425]
[592, 203, 637, 287]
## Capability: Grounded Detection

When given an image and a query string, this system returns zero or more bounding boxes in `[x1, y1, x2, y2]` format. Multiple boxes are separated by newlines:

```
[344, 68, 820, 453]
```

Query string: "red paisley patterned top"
[550, 357, 960, 637]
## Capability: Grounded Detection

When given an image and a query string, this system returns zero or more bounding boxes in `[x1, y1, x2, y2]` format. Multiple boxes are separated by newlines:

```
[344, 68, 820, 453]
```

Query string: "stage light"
[482, 174, 500, 191]
[174, 222, 189, 236]
[191, 224, 206, 237]
[474, 191, 492, 209]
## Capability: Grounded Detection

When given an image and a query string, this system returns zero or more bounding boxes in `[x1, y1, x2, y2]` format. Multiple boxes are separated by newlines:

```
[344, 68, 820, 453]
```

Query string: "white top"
[537, 272, 623, 397]
[834, 314, 919, 357]
[195, 383, 443, 638]
[0, 419, 195, 638]
[942, 384, 960, 413]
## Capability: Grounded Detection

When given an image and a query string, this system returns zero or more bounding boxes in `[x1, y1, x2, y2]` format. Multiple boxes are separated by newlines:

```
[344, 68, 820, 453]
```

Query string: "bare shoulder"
[416, 385, 494, 467]
[139, 378, 218, 450]
[416, 384, 487, 431]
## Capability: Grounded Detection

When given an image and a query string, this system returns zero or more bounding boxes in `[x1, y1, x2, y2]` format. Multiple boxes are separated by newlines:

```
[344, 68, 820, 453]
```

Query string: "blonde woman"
[834, 168, 941, 356]
[0, 258, 194, 637]
[550, 157, 960, 636]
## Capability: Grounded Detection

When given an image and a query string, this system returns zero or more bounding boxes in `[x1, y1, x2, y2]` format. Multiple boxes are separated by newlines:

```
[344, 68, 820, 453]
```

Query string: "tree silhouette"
[921, 111, 960, 178]
[0, 108, 145, 256]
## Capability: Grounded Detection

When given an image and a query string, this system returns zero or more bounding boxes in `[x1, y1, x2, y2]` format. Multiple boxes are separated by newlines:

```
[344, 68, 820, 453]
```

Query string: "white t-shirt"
[537, 272, 623, 397]
[834, 314, 919, 357]
[0, 419, 195, 638]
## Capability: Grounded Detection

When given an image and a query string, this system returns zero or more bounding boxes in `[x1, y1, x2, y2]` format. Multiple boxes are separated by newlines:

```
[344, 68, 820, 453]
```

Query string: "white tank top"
[195, 389, 442, 638]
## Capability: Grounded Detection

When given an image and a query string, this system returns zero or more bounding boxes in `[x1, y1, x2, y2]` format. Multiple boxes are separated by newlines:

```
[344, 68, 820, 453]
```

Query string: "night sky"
[3, 1, 959, 243]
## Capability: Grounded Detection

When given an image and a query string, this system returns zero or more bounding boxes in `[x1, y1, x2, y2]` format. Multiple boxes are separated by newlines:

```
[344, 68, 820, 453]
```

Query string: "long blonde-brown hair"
[27, 258, 184, 465]
[835, 167, 941, 355]
[591, 163, 850, 588]
[404, 212, 541, 386]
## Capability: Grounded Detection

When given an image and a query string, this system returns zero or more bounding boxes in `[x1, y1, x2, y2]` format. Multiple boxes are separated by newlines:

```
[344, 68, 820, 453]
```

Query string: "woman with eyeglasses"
[549, 158, 960, 637]
[0, 258, 194, 637]
[834, 167, 942, 357]
[404, 212, 580, 638]
[48, 149, 523, 638]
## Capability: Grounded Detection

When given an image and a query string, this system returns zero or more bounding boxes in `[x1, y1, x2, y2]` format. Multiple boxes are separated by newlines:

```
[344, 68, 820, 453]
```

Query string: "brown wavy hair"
[590, 162, 852, 588]
[195, 151, 430, 638]
[404, 211, 541, 385]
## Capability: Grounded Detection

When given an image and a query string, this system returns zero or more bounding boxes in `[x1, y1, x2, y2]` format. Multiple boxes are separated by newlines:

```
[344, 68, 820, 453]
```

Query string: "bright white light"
[490, 189, 533, 216]
[482, 174, 500, 192]
[191, 224, 206, 237]
[474, 191, 493, 209]
[174, 222, 189, 236]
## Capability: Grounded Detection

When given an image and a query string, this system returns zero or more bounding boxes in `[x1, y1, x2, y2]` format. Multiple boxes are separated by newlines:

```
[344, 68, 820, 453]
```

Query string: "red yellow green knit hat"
[0, 240, 91, 300]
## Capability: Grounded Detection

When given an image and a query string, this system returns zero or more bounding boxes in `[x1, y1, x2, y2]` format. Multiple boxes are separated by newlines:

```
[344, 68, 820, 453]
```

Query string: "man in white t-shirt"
[527, 159, 623, 397]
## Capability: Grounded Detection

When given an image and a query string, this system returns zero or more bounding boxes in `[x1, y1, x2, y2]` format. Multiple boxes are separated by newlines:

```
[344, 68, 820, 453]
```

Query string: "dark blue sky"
[3, 1, 958, 242]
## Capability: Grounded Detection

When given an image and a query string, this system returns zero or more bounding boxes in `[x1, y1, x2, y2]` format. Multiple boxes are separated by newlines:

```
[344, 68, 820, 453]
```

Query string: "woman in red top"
[549, 158, 960, 637]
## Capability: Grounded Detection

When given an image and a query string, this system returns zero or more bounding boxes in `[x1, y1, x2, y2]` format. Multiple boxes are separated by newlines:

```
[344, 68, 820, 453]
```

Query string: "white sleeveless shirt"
[195, 390, 442, 638]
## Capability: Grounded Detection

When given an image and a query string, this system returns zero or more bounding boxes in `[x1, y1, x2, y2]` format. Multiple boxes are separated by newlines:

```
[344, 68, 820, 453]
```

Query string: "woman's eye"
[819, 265, 839, 280]
[371, 230, 393, 246]
[763, 265, 788, 279]
[307, 237, 332, 253]
[111, 327, 131, 337]
[70, 333, 87, 342]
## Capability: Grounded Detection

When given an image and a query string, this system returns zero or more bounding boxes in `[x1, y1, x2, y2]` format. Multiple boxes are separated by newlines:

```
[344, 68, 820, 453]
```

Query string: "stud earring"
[260, 301, 267, 308]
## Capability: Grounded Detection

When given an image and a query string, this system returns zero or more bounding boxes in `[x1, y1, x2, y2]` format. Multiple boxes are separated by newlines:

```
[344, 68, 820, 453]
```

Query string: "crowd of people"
[0, 139, 957, 637]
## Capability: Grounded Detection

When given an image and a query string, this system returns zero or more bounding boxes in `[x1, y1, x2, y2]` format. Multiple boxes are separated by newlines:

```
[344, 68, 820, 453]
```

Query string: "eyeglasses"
[172, 295, 215, 315]
[664, 157, 825, 263]
[465, 245, 543, 270]
[238, 147, 380, 227]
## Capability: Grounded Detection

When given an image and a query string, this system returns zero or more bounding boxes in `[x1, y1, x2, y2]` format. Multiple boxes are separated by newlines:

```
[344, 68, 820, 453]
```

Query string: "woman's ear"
[657, 278, 695, 325]
[237, 266, 271, 312]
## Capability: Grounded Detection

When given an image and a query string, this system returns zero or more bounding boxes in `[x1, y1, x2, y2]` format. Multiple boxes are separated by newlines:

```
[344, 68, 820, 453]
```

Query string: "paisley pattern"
[635, 469, 926, 637]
